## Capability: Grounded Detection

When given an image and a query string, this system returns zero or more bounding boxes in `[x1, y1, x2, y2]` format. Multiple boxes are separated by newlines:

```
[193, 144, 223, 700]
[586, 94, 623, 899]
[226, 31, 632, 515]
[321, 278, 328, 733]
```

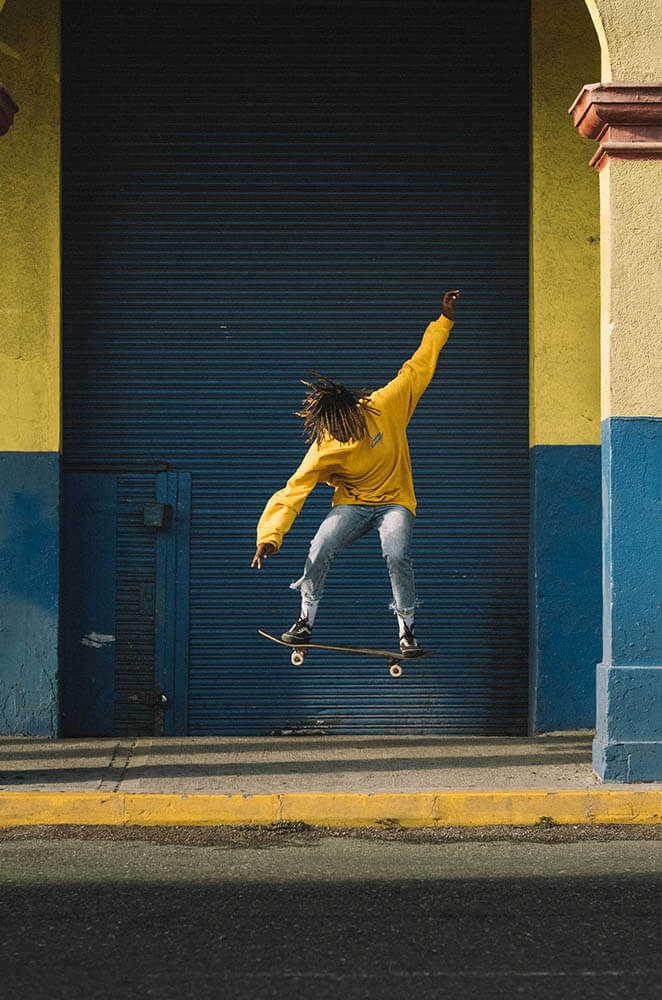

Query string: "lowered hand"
[251, 542, 276, 569]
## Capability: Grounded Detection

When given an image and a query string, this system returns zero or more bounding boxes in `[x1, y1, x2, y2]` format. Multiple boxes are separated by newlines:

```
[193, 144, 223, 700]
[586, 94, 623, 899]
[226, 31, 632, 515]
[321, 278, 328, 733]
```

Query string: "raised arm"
[372, 290, 459, 422]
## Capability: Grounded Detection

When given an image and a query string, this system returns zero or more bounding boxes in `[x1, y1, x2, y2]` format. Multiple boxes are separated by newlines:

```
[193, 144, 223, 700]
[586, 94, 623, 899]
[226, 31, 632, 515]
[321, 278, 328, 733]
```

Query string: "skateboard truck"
[291, 645, 402, 676]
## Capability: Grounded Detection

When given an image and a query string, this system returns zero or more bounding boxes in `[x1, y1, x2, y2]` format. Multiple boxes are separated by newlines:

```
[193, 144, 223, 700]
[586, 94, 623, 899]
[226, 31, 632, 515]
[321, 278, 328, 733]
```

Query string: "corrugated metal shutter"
[62, 0, 530, 735]
[114, 474, 160, 736]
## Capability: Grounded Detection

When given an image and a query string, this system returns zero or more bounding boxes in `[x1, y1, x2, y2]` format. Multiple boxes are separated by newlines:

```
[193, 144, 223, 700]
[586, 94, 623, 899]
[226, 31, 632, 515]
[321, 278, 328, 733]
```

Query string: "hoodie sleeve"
[256, 442, 328, 553]
[371, 314, 453, 424]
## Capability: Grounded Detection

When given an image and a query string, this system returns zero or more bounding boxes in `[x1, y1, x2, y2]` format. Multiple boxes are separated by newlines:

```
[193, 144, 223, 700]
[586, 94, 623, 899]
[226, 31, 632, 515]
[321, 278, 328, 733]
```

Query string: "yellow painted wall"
[0, 0, 60, 452]
[530, 0, 601, 447]
[584, 0, 662, 420]
[584, 0, 662, 83]
[0, 0, 607, 451]
[599, 158, 662, 419]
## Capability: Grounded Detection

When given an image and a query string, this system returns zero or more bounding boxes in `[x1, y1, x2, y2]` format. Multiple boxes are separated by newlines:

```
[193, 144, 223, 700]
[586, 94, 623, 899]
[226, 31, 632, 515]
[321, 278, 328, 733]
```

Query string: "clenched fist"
[442, 289, 460, 321]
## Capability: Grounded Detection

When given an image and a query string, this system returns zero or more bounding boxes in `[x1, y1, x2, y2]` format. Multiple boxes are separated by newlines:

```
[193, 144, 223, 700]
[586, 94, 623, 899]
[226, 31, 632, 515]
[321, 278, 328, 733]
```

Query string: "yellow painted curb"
[0, 789, 661, 828]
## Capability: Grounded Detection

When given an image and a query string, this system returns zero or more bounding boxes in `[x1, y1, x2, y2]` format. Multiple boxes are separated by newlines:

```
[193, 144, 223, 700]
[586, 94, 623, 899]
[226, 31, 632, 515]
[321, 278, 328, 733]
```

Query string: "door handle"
[143, 502, 172, 528]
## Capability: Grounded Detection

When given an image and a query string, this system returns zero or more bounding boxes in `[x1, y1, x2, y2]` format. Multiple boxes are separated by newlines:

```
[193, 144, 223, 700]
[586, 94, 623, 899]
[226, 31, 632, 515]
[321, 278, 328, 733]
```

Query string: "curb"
[1, 789, 662, 827]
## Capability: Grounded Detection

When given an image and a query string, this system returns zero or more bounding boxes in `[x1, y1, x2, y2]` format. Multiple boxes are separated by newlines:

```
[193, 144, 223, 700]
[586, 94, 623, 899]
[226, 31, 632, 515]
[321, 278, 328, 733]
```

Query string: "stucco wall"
[0, 0, 60, 453]
[0, 0, 60, 735]
[530, 0, 601, 447]
[529, 0, 602, 734]
[600, 159, 662, 421]
[584, 0, 662, 82]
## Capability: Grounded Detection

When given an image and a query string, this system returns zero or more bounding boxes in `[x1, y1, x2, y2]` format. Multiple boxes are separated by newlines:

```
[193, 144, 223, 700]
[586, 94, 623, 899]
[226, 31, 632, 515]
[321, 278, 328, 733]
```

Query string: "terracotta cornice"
[569, 83, 662, 171]
[0, 83, 18, 136]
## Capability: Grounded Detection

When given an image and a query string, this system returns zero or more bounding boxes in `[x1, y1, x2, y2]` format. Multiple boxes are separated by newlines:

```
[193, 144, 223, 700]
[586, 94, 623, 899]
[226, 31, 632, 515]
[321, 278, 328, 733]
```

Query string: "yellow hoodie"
[257, 313, 453, 552]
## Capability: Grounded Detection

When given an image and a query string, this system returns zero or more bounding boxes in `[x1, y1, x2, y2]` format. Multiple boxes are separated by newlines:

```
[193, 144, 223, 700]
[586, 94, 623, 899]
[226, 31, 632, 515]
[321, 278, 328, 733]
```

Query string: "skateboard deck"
[258, 629, 435, 678]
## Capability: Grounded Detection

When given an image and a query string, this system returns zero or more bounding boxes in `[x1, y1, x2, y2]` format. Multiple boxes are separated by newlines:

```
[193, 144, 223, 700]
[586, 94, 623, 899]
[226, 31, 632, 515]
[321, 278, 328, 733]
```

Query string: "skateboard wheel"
[389, 663, 403, 678]
[291, 650, 305, 667]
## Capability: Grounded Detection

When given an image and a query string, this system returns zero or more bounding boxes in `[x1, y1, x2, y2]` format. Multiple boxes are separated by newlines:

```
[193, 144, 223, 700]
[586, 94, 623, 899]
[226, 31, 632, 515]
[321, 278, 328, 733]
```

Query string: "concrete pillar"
[570, 80, 662, 781]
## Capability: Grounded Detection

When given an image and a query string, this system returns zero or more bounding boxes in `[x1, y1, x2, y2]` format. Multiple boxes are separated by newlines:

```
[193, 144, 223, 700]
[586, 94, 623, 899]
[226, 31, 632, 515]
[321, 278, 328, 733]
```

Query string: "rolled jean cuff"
[389, 598, 421, 618]
[289, 576, 324, 603]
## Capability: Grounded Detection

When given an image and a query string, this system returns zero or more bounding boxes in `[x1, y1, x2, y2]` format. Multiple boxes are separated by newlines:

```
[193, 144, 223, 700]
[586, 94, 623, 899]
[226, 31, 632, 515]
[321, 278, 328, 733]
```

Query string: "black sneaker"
[399, 624, 421, 658]
[281, 617, 313, 644]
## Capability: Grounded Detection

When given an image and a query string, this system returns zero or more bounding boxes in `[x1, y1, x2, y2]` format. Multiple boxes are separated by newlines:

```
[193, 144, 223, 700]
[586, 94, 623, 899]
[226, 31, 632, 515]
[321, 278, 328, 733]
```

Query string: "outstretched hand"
[251, 542, 276, 569]
[442, 289, 460, 320]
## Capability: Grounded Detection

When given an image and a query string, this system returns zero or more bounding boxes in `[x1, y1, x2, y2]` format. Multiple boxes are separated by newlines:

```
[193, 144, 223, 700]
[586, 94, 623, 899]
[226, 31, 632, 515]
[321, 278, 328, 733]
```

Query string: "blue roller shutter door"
[62, 1, 530, 735]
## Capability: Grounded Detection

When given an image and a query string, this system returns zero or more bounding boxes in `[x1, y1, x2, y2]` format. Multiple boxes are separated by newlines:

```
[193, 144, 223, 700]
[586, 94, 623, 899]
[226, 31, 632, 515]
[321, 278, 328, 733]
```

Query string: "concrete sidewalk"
[1, 733, 661, 827]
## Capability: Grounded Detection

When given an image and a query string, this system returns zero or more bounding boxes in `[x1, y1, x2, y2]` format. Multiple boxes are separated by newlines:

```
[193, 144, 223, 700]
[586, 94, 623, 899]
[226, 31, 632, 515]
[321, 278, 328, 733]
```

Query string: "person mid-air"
[252, 289, 460, 657]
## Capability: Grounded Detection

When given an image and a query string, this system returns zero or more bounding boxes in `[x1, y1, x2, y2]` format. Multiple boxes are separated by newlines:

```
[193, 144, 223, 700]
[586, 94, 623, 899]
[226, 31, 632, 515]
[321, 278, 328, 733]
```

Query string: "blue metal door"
[60, 469, 190, 736]
[62, 1, 530, 735]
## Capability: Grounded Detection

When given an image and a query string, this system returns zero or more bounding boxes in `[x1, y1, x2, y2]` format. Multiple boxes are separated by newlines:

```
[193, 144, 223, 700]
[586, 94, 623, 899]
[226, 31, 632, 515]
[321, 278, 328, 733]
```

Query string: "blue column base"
[593, 738, 662, 783]
[593, 663, 662, 782]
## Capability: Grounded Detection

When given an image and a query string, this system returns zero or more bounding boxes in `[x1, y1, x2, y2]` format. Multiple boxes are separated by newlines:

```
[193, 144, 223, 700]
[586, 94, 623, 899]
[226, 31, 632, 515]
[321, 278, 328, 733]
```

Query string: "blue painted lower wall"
[1, 445, 604, 737]
[0, 452, 60, 736]
[594, 417, 662, 782]
[529, 445, 602, 733]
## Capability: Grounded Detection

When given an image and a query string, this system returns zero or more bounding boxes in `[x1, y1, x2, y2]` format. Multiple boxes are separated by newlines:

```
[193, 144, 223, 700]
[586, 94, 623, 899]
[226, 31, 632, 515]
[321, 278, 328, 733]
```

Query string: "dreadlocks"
[296, 371, 380, 445]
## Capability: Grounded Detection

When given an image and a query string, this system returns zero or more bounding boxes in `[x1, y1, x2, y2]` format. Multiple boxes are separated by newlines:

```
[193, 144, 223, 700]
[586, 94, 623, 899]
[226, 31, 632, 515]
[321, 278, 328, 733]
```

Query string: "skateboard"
[258, 629, 435, 678]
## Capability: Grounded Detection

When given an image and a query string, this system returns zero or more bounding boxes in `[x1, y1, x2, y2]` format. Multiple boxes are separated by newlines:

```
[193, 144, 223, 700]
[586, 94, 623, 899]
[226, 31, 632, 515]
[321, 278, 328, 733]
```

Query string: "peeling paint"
[81, 633, 116, 650]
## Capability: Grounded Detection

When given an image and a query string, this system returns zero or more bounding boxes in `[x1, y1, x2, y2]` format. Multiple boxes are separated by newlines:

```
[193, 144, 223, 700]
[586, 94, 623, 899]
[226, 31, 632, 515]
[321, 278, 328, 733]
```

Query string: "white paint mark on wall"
[81, 633, 116, 649]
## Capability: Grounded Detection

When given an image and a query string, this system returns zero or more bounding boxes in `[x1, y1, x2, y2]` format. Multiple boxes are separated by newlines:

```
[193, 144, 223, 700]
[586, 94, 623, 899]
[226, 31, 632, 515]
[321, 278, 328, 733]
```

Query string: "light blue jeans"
[290, 503, 417, 617]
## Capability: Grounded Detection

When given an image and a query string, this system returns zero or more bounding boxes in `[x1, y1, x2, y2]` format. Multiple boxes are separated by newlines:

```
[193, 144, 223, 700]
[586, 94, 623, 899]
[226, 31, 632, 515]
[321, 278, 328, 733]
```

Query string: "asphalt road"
[0, 826, 660, 1000]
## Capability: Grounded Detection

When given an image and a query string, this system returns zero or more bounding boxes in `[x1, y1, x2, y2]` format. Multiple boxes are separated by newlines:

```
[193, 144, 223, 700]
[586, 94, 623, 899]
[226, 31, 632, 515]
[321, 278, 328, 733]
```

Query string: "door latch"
[139, 581, 156, 615]
[143, 502, 172, 528]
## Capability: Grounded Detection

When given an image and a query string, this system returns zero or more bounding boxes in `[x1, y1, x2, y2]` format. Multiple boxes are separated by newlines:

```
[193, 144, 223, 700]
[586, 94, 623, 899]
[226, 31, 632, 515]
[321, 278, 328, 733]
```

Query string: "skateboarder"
[252, 289, 459, 656]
